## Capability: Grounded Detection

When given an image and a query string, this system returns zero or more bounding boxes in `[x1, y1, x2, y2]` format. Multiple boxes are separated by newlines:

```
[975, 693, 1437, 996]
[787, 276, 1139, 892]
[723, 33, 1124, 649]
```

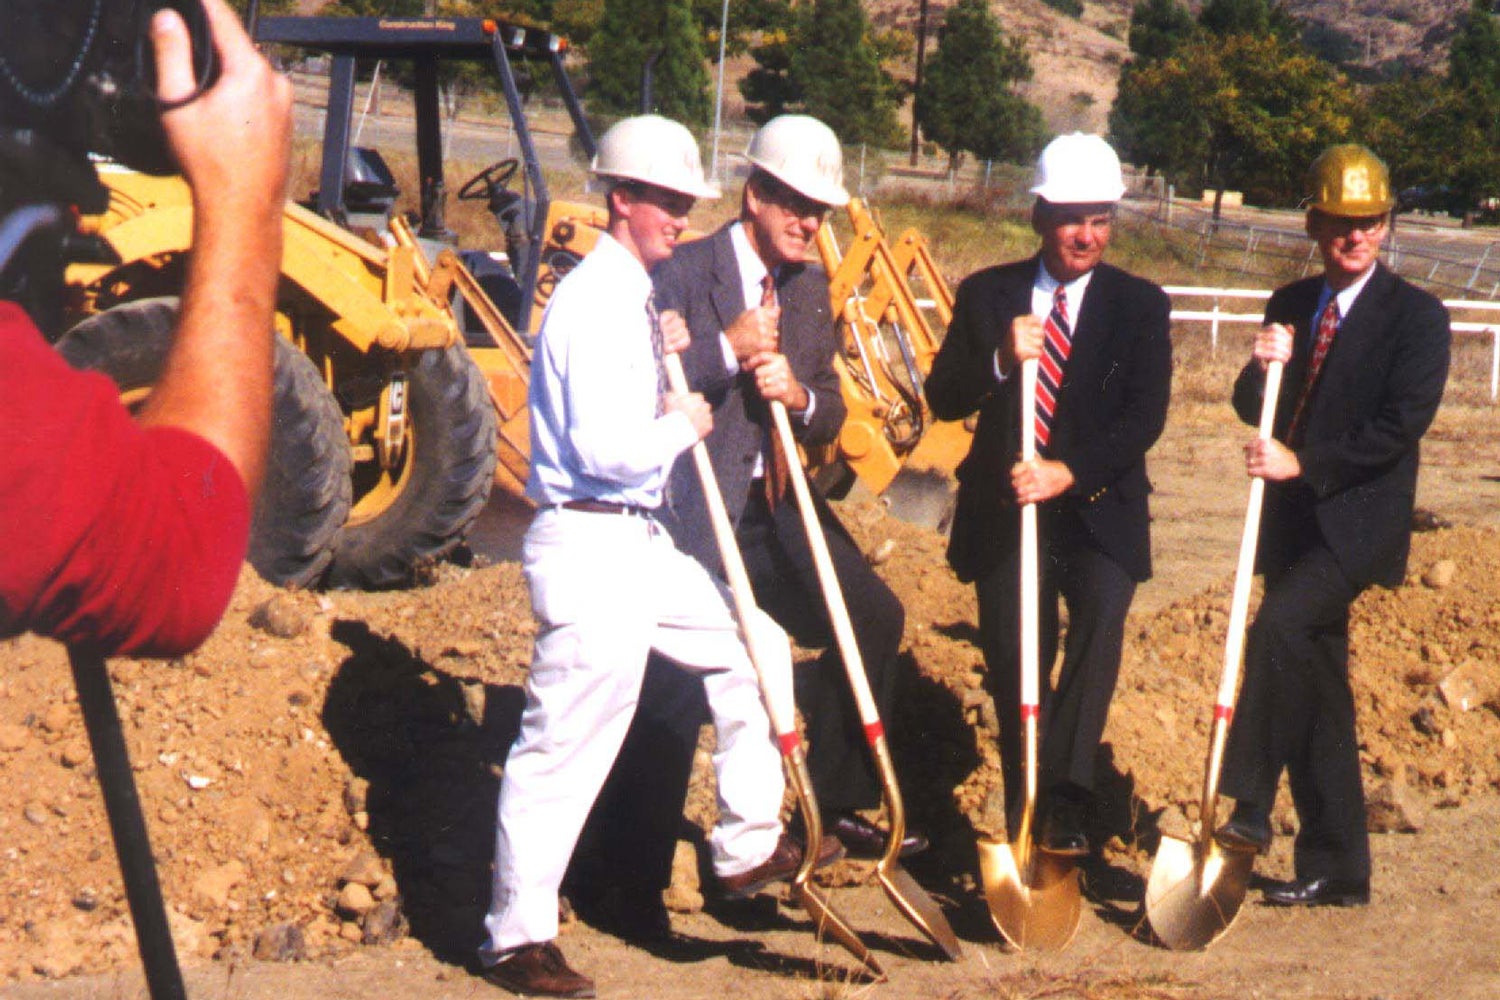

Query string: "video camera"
[0, 0, 217, 324]
[0, 0, 216, 199]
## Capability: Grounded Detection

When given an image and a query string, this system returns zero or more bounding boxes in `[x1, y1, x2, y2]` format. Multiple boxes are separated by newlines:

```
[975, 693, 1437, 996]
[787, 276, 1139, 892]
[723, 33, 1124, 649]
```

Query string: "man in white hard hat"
[478, 114, 835, 999]
[568, 114, 920, 936]
[927, 132, 1173, 857]
[1213, 145, 1449, 908]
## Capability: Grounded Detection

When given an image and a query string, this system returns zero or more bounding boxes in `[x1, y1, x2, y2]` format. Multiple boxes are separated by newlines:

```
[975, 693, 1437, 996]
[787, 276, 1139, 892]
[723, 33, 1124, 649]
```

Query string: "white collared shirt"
[525, 233, 699, 508]
[1313, 264, 1377, 332]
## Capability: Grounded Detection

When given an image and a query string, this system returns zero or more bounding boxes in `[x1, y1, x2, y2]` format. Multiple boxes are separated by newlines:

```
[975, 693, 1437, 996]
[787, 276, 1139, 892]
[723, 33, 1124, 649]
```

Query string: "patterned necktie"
[645, 290, 668, 417]
[1035, 284, 1073, 452]
[760, 273, 790, 508]
[1287, 298, 1340, 445]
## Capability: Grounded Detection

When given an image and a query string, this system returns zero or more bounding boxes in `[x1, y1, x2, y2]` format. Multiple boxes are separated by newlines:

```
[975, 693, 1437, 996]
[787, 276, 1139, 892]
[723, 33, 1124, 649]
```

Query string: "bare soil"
[3, 389, 1500, 1000]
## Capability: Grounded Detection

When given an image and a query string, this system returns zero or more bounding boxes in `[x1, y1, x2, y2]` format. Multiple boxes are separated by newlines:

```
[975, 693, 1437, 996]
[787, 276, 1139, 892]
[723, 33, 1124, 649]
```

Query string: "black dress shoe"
[1214, 805, 1272, 854]
[482, 941, 596, 998]
[1262, 876, 1370, 908]
[1038, 793, 1089, 857]
[829, 812, 930, 859]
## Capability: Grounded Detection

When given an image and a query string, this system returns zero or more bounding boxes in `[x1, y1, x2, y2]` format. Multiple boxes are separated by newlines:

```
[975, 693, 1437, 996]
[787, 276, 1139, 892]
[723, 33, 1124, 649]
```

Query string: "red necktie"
[1287, 299, 1340, 445]
[1035, 284, 1073, 451]
[760, 273, 790, 507]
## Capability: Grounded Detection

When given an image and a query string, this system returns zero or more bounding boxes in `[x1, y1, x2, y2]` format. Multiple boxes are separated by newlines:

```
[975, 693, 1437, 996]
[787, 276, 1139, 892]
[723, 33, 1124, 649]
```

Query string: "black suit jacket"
[926, 258, 1173, 584]
[652, 223, 845, 569]
[1233, 263, 1450, 588]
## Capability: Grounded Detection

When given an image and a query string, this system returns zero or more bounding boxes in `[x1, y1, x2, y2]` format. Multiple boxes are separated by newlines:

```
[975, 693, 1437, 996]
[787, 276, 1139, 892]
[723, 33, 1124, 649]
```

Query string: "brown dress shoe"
[481, 941, 596, 998]
[717, 832, 845, 899]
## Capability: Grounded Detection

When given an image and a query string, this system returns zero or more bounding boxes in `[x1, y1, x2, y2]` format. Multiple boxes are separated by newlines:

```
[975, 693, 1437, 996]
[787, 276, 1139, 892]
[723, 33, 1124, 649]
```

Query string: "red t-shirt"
[0, 302, 250, 657]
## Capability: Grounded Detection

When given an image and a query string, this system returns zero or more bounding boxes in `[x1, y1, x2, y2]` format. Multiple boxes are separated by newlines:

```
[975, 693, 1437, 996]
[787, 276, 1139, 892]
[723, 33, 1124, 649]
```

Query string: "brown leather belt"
[558, 499, 657, 517]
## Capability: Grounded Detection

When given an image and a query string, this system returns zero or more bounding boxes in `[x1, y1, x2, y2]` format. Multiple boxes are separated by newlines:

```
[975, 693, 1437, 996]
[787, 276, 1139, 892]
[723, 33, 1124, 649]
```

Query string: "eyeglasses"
[621, 182, 696, 219]
[761, 176, 830, 221]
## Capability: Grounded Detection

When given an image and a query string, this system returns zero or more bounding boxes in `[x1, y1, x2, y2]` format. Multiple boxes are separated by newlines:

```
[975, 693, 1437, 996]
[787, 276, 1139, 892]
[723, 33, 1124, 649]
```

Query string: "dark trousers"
[737, 488, 905, 812]
[974, 512, 1136, 824]
[570, 487, 904, 901]
[1221, 542, 1369, 883]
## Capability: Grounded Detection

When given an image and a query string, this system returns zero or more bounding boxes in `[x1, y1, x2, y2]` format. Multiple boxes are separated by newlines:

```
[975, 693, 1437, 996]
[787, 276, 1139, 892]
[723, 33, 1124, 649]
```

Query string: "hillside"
[290, 1, 1472, 136]
[875, 0, 1471, 135]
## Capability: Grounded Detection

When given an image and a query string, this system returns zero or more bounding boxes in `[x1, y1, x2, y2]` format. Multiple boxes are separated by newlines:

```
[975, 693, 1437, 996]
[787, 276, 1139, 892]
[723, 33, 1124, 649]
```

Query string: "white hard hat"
[591, 114, 720, 200]
[1029, 132, 1126, 205]
[745, 115, 850, 208]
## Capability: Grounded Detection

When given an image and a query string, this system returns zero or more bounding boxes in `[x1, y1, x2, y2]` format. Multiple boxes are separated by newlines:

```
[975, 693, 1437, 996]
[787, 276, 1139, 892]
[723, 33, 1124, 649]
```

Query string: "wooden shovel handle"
[663, 354, 797, 740]
[1200, 360, 1284, 824]
[1216, 360, 1284, 710]
[769, 401, 881, 728]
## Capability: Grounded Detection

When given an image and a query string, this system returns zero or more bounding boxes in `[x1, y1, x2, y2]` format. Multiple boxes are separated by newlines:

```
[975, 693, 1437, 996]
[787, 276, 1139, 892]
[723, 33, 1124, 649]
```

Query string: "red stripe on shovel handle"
[1214, 705, 1234, 723]
[863, 721, 885, 745]
[778, 731, 802, 755]
[1021, 704, 1040, 721]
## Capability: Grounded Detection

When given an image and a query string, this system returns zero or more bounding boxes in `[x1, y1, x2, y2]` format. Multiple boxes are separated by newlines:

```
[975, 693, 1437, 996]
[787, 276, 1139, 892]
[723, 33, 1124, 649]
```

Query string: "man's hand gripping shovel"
[768, 398, 963, 960]
[976, 358, 1083, 951]
[1145, 360, 1283, 950]
[662, 351, 882, 977]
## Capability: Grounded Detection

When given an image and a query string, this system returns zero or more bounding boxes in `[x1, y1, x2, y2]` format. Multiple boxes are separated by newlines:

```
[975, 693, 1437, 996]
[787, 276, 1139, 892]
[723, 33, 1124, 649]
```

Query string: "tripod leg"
[69, 647, 189, 1000]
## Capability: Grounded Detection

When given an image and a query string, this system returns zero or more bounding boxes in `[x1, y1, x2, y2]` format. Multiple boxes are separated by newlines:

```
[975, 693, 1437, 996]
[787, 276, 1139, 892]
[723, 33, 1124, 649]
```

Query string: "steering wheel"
[458, 158, 521, 201]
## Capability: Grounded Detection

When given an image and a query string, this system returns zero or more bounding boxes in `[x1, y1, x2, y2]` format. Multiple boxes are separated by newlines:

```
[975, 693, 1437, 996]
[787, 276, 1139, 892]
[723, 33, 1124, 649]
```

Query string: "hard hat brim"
[592, 168, 721, 201]
[1028, 182, 1126, 204]
[748, 159, 850, 207]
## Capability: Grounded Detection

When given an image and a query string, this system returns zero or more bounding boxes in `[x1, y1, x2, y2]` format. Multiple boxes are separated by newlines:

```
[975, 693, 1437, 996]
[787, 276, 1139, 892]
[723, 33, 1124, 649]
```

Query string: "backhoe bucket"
[977, 836, 1082, 952]
[1145, 833, 1254, 951]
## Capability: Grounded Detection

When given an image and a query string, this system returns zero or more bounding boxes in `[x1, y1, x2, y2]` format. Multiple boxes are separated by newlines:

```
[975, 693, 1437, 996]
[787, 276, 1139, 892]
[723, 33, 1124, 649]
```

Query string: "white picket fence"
[1165, 286, 1500, 401]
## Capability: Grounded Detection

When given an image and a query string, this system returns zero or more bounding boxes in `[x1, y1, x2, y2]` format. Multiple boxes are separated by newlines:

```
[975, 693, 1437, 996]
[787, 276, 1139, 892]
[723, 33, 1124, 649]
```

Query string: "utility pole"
[909, 0, 929, 167]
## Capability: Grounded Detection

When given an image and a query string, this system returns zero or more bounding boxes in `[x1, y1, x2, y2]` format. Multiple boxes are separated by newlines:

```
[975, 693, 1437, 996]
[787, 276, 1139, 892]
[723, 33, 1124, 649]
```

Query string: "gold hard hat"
[1306, 144, 1394, 216]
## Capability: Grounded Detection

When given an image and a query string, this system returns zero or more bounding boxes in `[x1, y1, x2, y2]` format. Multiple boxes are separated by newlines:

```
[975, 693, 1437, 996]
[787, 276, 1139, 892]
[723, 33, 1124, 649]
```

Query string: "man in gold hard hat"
[1213, 144, 1451, 907]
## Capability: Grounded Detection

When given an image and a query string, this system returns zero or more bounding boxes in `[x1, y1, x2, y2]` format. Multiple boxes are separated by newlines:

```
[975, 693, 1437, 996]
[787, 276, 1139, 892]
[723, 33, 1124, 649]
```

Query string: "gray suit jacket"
[652, 223, 845, 570]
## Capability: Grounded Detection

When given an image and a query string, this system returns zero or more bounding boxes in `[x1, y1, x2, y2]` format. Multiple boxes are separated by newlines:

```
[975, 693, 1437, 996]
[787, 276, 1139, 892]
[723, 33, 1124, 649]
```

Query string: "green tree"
[1449, 0, 1500, 96]
[741, 0, 902, 146]
[587, 0, 711, 124]
[917, 0, 1045, 171]
[1127, 0, 1196, 62]
[1110, 32, 1354, 206]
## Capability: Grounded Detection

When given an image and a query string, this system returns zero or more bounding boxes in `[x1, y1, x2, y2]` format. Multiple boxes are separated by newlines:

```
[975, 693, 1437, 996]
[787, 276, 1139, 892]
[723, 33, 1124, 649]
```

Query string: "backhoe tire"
[56, 297, 353, 589]
[325, 342, 497, 590]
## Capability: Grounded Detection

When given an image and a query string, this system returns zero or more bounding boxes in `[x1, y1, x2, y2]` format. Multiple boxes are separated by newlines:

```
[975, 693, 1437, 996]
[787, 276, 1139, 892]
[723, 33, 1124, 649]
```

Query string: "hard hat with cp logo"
[1305, 144, 1394, 217]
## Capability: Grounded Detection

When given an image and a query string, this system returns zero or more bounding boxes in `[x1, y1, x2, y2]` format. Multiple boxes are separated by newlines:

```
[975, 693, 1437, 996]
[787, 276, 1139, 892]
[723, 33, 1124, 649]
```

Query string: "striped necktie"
[1035, 284, 1073, 451]
[1287, 298, 1340, 445]
[645, 291, 667, 416]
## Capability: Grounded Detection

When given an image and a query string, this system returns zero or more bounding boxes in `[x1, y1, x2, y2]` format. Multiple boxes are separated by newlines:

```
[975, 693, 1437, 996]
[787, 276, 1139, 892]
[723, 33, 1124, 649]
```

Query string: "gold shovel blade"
[1144, 833, 1254, 951]
[877, 862, 962, 960]
[793, 881, 885, 978]
[977, 836, 1081, 952]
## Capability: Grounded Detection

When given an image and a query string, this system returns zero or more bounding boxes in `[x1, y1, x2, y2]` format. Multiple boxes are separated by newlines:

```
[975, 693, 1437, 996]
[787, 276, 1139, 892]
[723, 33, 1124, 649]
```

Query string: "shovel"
[69, 647, 190, 1000]
[1145, 359, 1284, 951]
[976, 358, 1082, 952]
[663, 353, 882, 978]
[768, 399, 963, 961]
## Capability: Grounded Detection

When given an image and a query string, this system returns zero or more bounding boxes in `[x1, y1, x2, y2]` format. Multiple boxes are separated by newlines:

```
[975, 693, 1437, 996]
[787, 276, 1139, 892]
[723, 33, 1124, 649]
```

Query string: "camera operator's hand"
[138, 0, 293, 498]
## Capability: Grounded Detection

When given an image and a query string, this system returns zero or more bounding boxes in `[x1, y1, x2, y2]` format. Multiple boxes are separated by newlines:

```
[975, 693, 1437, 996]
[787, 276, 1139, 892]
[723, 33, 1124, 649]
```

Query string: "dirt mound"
[2, 513, 1498, 982]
